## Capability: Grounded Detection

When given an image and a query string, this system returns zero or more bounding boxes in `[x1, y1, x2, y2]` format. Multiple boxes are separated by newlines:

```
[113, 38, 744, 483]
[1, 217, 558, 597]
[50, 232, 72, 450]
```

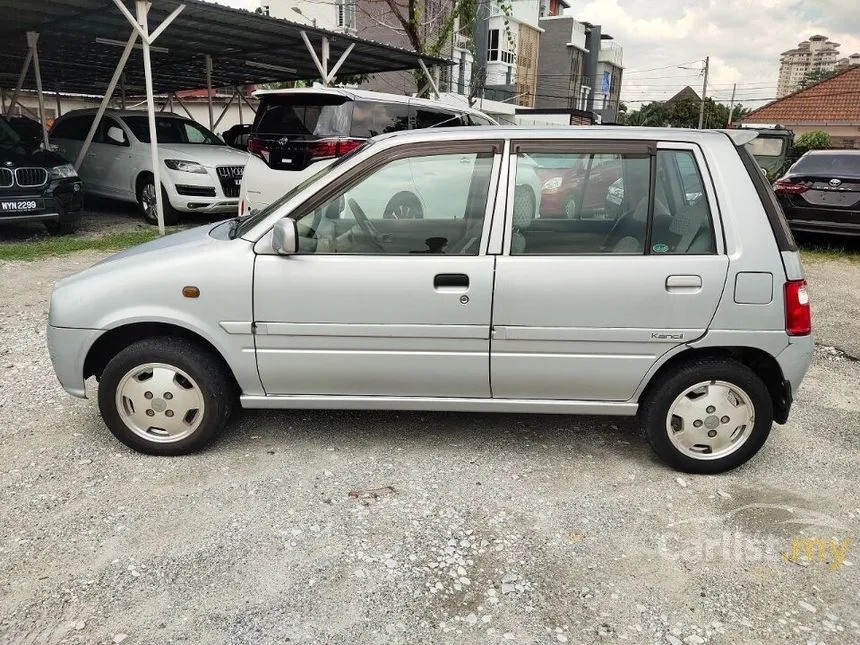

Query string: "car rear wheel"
[97, 337, 235, 455]
[137, 177, 180, 226]
[639, 358, 773, 474]
[564, 195, 577, 218]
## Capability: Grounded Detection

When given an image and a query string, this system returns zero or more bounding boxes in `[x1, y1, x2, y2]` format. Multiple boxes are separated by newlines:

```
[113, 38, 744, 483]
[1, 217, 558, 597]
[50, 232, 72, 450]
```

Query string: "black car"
[1, 116, 82, 234]
[774, 150, 860, 236]
[4, 115, 44, 147]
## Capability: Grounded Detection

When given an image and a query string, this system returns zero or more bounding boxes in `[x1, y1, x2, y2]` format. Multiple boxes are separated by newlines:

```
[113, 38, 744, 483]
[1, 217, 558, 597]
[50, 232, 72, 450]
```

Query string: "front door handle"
[434, 273, 469, 291]
[666, 274, 703, 292]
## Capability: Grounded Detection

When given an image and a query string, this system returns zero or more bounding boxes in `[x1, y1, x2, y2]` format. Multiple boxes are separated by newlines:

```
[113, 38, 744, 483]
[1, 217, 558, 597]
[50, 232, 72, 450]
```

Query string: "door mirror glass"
[272, 218, 299, 255]
[106, 126, 126, 145]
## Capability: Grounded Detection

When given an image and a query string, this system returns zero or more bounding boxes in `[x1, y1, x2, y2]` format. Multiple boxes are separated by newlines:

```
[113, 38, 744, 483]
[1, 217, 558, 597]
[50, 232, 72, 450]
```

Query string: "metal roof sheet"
[0, 0, 448, 95]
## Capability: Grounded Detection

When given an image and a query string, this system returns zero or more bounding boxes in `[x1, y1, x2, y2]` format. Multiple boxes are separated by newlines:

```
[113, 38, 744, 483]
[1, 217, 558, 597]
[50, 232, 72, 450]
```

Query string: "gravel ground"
[0, 252, 858, 645]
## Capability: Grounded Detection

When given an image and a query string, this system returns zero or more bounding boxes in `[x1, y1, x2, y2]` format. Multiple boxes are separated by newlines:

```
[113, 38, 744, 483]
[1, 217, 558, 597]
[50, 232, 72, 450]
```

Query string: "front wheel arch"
[84, 322, 239, 394]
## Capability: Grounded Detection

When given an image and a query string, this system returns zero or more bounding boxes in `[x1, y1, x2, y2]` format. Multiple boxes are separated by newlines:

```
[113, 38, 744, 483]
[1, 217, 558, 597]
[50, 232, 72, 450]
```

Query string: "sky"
[218, 0, 860, 109]
[571, 0, 860, 108]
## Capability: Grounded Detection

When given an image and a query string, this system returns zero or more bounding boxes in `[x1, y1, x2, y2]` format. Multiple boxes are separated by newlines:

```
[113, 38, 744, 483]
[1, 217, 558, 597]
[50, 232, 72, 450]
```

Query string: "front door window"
[293, 150, 495, 256]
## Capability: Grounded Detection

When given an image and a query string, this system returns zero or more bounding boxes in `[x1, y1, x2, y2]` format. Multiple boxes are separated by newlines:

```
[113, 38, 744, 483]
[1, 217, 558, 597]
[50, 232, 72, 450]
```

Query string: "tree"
[798, 68, 838, 90]
[360, 0, 511, 98]
[795, 130, 832, 150]
[667, 97, 700, 128]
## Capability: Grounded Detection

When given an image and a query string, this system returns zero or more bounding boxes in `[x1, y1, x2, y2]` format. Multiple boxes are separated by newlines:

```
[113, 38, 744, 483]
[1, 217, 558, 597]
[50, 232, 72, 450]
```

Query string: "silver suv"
[47, 127, 813, 474]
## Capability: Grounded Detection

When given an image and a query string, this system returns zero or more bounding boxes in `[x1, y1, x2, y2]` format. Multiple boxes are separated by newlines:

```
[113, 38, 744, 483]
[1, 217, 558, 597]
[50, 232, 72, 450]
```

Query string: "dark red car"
[535, 153, 622, 218]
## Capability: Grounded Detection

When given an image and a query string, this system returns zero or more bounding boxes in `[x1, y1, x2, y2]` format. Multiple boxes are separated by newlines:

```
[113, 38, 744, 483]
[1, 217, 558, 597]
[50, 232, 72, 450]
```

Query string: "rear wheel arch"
[84, 322, 239, 392]
[638, 346, 789, 423]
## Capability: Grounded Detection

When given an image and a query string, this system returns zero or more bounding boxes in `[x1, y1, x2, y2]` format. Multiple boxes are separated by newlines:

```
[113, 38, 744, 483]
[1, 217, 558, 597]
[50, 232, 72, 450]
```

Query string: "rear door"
[253, 140, 502, 398]
[490, 140, 729, 402]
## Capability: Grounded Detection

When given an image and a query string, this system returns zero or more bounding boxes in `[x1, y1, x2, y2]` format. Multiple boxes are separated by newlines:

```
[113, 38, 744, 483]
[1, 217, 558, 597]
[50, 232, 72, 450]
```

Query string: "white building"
[777, 34, 841, 97]
[258, 0, 354, 32]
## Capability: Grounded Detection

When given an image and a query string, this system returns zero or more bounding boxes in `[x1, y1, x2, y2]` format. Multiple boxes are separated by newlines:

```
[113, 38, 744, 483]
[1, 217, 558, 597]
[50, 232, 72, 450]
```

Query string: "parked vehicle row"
[48, 127, 813, 474]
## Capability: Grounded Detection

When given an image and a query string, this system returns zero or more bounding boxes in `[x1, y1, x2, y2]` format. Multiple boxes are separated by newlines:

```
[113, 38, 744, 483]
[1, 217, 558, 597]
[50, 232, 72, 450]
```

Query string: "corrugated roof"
[0, 0, 448, 95]
[741, 65, 860, 124]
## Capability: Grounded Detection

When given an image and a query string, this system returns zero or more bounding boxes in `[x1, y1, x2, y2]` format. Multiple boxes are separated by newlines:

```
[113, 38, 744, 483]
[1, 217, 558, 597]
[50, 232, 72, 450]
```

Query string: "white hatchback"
[51, 109, 249, 225]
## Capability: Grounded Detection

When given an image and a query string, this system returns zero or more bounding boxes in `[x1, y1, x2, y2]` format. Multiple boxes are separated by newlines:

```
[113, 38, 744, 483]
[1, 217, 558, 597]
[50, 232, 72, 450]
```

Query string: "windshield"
[235, 141, 372, 237]
[123, 116, 223, 145]
[0, 117, 21, 145]
[791, 153, 860, 176]
[745, 137, 786, 157]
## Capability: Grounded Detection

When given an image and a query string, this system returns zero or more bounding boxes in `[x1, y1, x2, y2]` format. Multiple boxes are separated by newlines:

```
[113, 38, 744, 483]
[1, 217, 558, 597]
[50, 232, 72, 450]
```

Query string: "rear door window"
[349, 101, 411, 137]
[254, 95, 353, 138]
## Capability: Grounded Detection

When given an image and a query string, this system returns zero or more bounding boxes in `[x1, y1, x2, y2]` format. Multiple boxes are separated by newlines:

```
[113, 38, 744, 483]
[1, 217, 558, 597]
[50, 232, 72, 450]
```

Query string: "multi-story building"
[259, 0, 354, 32]
[836, 53, 860, 70]
[534, 16, 623, 122]
[776, 34, 841, 97]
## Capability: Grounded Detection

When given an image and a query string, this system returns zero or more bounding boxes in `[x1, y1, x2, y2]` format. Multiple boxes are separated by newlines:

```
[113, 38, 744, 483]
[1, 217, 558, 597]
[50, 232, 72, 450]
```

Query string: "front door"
[253, 141, 501, 397]
[491, 141, 729, 401]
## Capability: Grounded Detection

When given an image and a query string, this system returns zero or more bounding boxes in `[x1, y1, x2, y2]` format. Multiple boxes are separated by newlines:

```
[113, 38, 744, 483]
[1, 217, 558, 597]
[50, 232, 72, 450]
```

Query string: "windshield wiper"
[228, 216, 241, 239]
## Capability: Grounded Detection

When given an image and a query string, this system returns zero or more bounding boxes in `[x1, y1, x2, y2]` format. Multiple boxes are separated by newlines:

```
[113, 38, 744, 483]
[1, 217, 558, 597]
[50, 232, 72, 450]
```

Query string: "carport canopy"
[0, 0, 448, 234]
[0, 0, 448, 94]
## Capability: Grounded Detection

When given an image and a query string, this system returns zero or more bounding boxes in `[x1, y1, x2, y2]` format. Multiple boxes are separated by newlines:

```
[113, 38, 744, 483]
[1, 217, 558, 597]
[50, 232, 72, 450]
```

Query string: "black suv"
[1, 116, 82, 234]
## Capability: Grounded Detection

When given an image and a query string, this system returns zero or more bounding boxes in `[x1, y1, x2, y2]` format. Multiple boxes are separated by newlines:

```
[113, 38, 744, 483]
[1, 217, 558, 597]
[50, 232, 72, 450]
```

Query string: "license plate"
[0, 199, 43, 212]
[805, 191, 858, 207]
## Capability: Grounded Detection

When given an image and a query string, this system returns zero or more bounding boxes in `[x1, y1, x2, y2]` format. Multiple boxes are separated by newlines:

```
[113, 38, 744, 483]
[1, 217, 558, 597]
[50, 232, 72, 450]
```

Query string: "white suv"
[239, 88, 499, 216]
[51, 110, 250, 225]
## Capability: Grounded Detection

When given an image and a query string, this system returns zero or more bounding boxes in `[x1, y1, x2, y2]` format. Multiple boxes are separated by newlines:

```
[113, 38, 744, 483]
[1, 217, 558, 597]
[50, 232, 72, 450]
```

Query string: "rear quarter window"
[350, 101, 411, 137]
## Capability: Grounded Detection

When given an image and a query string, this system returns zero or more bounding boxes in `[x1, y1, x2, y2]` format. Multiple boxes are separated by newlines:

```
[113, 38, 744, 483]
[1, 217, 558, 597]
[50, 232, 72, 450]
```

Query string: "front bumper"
[0, 179, 83, 225]
[46, 325, 103, 398]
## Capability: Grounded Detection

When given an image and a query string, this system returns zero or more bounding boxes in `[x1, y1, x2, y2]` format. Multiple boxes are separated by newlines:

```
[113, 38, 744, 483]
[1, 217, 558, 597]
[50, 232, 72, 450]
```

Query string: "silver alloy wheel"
[564, 196, 577, 218]
[140, 183, 157, 221]
[115, 363, 205, 443]
[666, 380, 755, 460]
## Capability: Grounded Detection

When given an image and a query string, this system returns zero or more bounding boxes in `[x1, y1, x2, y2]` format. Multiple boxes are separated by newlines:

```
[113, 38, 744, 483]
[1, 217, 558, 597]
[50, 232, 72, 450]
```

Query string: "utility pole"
[697, 55, 710, 129]
[726, 82, 737, 127]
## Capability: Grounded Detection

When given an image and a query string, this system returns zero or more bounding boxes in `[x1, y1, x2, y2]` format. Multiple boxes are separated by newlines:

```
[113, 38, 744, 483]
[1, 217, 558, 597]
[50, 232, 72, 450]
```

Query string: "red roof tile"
[741, 65, 860, 123]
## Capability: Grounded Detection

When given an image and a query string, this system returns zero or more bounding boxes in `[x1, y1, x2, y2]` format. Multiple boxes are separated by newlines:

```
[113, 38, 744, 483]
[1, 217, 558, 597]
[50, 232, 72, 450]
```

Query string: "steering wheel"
[347, 198, 385, 252]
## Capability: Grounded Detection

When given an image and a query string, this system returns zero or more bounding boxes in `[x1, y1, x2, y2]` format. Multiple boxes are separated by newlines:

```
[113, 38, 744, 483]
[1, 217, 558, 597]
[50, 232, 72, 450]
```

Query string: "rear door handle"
[666, 275, 703, 292]
[434, 273, 469, 291]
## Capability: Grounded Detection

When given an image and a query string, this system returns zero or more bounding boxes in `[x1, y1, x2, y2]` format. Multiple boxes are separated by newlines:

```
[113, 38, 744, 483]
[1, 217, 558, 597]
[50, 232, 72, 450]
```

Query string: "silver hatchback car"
[47, 127, 813, 474]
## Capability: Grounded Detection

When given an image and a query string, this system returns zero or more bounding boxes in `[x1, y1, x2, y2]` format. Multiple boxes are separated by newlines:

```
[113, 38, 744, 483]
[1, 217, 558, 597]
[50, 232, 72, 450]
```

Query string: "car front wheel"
[639, 358, 773, 474]
[97, 337, 235, 455]
[137, 177, 180, 226]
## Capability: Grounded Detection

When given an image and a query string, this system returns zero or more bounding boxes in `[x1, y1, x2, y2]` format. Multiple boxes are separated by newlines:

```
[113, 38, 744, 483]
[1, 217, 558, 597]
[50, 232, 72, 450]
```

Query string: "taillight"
[785, 279, 811, 336]
[773, 179, 809, 195]
[248, 136, 272, 163]
[308, 138, 364, 161]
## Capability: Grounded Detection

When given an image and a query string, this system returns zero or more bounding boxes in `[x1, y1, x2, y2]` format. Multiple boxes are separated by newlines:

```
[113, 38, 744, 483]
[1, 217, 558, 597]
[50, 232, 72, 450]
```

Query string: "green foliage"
[0, 229, 162, 262]
[795, 130, 832, 150]
[622, 97, 752, 129]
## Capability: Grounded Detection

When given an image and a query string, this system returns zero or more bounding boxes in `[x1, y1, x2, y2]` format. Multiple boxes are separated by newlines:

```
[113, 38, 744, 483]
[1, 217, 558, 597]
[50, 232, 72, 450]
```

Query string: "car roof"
[252, 86, 490, 117]
[804, 149, 860, 156]
[56, 108, 189, 120]
[367, 125, 741, 146]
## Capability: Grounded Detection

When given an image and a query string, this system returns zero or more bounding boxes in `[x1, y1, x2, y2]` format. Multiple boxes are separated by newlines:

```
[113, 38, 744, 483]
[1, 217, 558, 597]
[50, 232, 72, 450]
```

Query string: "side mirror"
[106, 126, 126, 145]
[272, 218, 298, 255]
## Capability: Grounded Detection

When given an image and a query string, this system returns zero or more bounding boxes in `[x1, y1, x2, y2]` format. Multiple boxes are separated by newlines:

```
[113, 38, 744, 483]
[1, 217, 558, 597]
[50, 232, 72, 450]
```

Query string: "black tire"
[97, 337, 235, 456]
[44, 215, 80, 235]
[137, 175, 180, 226]
[383, 191, 424, 219]
[639, 358, 773, 474]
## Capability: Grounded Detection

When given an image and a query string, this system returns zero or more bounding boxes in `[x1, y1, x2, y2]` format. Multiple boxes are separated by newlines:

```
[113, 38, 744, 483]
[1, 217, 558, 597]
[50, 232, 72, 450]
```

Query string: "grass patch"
[800, 245, 860, 264]
[0, 229, 161, 262]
